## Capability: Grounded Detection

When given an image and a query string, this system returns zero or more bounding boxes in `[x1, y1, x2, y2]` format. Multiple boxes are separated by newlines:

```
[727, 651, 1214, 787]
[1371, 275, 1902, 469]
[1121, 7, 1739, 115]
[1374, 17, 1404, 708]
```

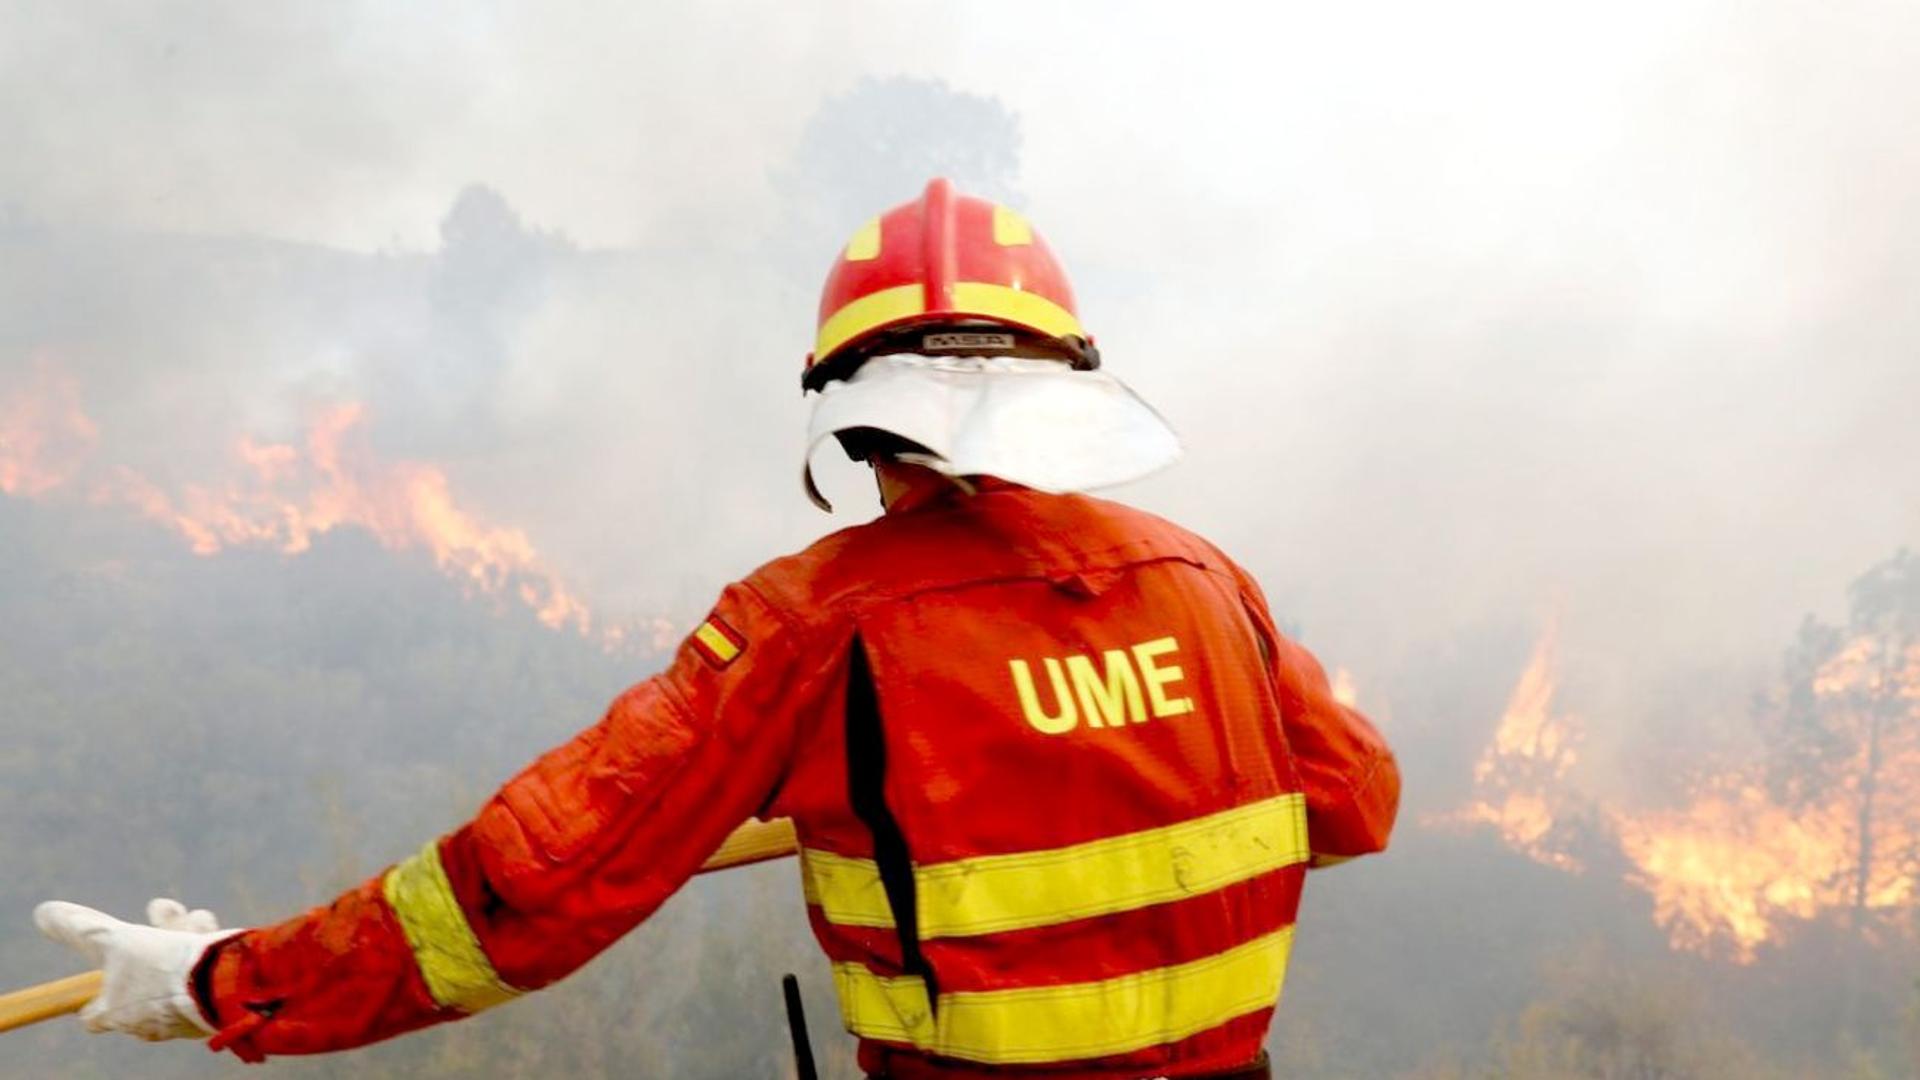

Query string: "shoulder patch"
[690, 614, 747, 669]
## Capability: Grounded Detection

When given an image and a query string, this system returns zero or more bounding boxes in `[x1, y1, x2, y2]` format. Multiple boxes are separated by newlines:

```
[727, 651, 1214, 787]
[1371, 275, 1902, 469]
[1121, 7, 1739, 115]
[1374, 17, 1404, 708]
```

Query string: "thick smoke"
[3, 3, 1918, 1076]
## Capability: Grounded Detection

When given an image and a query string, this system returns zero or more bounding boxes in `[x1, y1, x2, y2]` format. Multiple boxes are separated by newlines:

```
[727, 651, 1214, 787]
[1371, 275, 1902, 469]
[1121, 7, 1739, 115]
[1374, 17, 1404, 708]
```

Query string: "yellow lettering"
[1067, 650, 1146, 728]
[1011, 657, 1078, 734]
[1132, 636, 1195, 718]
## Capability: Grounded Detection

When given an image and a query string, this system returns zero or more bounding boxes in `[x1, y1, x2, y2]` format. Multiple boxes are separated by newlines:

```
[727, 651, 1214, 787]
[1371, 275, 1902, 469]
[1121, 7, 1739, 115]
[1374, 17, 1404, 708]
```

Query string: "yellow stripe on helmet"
[802, 792, 1306, 938]
[813, 281, 1086, 369]
[833, 926, 1293, 1065]
[991, 205, 1033, 247]
[949, 282, 1083, 341]
[845, 216, 883, 261]
[382, 841, 519, 1013]
[813, 284, 926, 364]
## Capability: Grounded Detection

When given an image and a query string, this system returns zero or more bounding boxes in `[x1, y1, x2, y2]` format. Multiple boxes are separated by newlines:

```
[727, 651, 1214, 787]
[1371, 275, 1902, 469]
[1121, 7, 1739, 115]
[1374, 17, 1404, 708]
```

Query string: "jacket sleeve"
[1223, 560, 1400, 867]
[1266, 632, 1400, 866]
[195, 580, 824, 1058]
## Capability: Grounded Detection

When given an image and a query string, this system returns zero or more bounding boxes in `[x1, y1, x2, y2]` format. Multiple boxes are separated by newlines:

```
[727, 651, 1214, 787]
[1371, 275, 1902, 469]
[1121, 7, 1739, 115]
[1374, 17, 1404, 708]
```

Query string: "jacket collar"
[884, 473, 1023, 516]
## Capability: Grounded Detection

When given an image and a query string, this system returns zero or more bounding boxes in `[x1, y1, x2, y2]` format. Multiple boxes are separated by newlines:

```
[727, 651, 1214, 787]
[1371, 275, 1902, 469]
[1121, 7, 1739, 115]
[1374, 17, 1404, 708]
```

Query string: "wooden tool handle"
[0, 817, 798, 1035]
[0, 971, 104, 1035]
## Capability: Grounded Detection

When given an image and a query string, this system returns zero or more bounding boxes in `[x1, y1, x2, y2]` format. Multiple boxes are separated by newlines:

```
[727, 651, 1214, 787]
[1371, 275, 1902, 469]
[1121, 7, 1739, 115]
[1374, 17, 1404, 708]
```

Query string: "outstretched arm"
[188, 581, 820, 1059]
[1264, 633, 1400, 866]
[1224, 561, 1400, 866]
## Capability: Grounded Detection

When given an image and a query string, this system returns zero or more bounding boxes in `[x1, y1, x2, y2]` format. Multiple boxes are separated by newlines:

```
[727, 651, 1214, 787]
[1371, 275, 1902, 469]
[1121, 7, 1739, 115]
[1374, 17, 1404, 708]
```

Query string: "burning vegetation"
[1448, 623, 1592, 873]
[0, 362, 671, 652]
[1449, 553, 1920, 963]
[0, 359, 98, 498]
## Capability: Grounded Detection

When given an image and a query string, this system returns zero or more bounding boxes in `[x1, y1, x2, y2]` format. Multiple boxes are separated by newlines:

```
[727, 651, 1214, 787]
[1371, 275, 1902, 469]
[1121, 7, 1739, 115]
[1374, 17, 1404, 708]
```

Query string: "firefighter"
[36, 179, 1399, 1078]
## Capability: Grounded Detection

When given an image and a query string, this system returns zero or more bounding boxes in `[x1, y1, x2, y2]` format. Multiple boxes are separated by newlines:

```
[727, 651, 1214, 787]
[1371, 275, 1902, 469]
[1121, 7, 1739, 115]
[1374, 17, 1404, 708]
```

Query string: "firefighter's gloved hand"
[33, 898, 235, 1040]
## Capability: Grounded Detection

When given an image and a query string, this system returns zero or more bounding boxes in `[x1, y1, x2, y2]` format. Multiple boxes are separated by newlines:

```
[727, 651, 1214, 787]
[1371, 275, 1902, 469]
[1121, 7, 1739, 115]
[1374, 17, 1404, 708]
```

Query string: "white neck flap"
[803, 354, 1183, 511]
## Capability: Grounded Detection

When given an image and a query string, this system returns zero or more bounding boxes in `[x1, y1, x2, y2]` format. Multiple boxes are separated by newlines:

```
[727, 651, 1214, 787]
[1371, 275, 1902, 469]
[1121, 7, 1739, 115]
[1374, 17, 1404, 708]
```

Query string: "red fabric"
[205, 1008, 271, 1064]
[198, 481, 1399, 1067]
[860, 1011, 1277, 1080]
[204, 876, 445, 1054]
[1221, 558, 1400, 861]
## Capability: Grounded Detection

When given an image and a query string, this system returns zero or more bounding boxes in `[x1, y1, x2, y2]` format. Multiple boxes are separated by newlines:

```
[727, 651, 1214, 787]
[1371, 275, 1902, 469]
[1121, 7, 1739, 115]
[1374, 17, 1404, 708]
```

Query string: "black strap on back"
[844, 635, 939, 1008]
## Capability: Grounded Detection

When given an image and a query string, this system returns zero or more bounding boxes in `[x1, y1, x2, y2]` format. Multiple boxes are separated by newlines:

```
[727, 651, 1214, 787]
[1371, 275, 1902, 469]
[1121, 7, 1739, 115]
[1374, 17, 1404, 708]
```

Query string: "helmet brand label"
[923, 331, 1016, 352]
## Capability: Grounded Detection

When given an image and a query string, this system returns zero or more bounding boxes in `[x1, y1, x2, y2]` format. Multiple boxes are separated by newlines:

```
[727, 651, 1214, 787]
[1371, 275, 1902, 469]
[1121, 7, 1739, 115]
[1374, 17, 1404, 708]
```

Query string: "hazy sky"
[5, 10, 1920, 1074]
[5, 0, 1918, 762]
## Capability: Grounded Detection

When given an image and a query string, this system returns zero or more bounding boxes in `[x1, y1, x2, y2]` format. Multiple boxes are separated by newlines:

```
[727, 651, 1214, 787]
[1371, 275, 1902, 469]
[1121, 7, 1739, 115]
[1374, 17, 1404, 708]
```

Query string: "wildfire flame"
[1444, 625, 1588, 872]
[0, 360, 98, 497]
[1, 365, 671, 651]
[1615, 635, 1920, 959]
[1449, 620, 1920, 962]
[97, 403, 597, 632]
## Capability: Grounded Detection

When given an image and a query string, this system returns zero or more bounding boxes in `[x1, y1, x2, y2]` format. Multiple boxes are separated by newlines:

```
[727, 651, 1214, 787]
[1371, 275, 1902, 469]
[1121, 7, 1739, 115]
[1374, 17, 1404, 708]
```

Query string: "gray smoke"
[3, 3, 1918, 1076]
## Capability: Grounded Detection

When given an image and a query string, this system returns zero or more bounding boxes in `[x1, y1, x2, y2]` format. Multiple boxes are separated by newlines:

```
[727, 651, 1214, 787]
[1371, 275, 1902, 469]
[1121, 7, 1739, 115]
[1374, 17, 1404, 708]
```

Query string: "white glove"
[34, 898, 237, 1041]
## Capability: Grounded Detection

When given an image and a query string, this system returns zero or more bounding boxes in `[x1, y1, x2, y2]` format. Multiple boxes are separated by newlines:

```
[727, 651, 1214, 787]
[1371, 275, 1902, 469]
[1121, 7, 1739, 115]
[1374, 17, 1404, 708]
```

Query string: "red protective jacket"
[195, 479, 1399, 1076]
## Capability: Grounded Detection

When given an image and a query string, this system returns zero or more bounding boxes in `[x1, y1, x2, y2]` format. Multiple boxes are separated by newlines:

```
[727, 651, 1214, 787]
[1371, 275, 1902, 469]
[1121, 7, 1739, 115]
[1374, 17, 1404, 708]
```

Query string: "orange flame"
[1441, 625, 1588, 872]
[1613, 636, 1920, 960]
[0, 360, 98, 497]
[1450, 621, 1920, 962]
[101, 403, 599, 634]
[2, 366, 668, 650]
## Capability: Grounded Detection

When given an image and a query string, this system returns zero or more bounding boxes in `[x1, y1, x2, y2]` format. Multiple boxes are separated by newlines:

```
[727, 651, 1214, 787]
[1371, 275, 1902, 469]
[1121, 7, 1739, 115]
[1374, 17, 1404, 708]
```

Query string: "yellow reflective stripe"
[382, 841, 519, 1013]
[991, 205, 1033, 246]
[815, 280, 1087, 364]
[845, 216, 882, 261]
[815, 284, 925, 361]
[833, 926, 1292, 1065]
[802, 847, 894, 925]
[693, 620, 741, 664]
[950, 282, 1083, 341]
[803, 793, 1307, 938]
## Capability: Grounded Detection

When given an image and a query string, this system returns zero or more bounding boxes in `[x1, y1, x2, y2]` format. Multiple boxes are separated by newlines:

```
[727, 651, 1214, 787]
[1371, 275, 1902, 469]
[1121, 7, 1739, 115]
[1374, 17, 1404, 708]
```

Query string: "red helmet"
[802, 178, 1098, 392]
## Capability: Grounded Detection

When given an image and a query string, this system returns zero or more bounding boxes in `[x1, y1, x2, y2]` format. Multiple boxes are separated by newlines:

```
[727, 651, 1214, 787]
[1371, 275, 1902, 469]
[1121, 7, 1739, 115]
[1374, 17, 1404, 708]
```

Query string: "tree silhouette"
[1764, 550, 1920, 935]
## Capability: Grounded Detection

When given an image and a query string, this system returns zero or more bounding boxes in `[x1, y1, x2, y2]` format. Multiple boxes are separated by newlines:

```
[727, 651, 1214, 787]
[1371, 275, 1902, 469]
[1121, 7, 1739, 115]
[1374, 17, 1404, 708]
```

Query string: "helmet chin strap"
[871, 453, 983, 507]
[892, 454, 978, 497]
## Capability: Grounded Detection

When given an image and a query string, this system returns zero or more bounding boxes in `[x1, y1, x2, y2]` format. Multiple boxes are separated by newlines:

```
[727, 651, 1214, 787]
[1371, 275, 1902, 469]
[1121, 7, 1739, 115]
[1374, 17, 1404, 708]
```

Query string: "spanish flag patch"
[690, 614, 747, 669]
